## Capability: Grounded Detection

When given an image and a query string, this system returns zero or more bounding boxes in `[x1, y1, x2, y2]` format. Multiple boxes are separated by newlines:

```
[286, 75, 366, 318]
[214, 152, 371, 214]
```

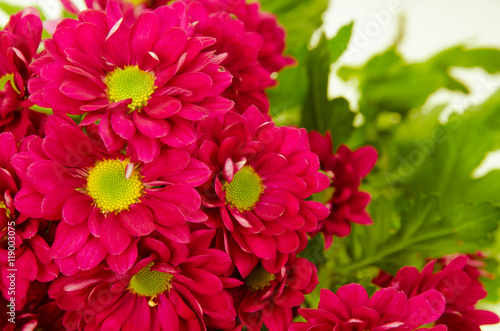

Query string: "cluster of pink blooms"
[0, 1, 497, 330]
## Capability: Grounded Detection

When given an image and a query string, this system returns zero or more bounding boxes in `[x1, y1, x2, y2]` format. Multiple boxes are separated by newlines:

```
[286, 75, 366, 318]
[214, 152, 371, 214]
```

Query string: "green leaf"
[0, 2, 25, 17]
[397, 91, 500, 212]
[327, 22, 353, 65]
[338, 46, 500, 123]
[300, 26, 355, 146]
[335, 196, 500, 275]
[262, 0, 329, 120]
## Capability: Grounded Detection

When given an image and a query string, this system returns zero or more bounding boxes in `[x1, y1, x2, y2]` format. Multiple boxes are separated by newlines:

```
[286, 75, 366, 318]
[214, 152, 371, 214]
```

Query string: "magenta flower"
[196, 106, 329, 276]
[12, 116, 209, 275]
[183, 0, 275, 114]
[195, 0, 294, 74]
[0, 133, 59, 310]
[232, 257, 318, 331]
[48, 230, 239, 330]
[29, 1, 233, 162]
[0, 8, 46, 141]
[309, 130, 378, 248]
[380, 255, 500, 331]
[291, 284, 446, 331]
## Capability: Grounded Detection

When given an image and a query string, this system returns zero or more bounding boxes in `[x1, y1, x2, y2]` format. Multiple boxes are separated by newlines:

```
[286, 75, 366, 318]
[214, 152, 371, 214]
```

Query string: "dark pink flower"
[29, 1, 233, 162]
[196, 106, 329, 277]
[48, 229, 240, 330]
[376, 255, 500, 331]
[183, 0, 275, 114]
[291, 284, 446, 331]
[309, 130, 378, 248]
[0, 133, 59, 310]
[12, 116, 209, 275]
[0, 8, 46, 141]
[232, 257, 318, 331]
[194, 0, 294, 74]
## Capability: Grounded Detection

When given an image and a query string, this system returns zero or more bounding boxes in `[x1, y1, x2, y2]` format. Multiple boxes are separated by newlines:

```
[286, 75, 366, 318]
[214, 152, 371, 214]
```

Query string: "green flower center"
[128, 262, 173, 299]
[86, 159, 144, 214]
[224, 165, 264, 211]
[106, 66, 156, 112]
[245, 264, 276, 291]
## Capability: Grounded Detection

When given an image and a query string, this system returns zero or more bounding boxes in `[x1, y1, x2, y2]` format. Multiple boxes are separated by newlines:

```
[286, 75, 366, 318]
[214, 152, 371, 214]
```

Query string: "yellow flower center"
[128, 262, 173, 306]
[245, 264, 276, 291]
[86, 159, 144, 214]
[224, 165, 264, 212]
[0, 201, 11, 219]
[106, 66, 156, 112]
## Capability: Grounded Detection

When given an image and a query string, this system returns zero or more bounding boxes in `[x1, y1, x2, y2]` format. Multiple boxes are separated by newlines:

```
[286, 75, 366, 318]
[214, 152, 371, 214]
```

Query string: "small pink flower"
[375, 255, 500, 331]
[309, 130, 378, 248]
[29, 1, 233, 162]
[48, 230, 240, 330]
[194, 0, 294, 74]
[196, 106, 329, 277]
[0, 8, 46, 141]
[184, 0, 275, 114]
[12, 116, 209, 275]
[233, 257, 318, 331]
[291, 284, 446, 331]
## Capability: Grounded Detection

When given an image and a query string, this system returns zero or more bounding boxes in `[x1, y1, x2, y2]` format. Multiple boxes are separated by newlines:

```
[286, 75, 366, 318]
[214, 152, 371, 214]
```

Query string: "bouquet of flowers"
[1, 0, 499, 330]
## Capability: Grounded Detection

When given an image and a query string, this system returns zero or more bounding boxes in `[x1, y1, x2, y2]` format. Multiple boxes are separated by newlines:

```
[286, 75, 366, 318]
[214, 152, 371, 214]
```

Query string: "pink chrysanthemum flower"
[290, 284, 447, 331]
[196, 106, 330, 276]
[0, 8, 46, 141]
[0, 133, 59, 310]
[308, 130, 378, 248]
[183, 0, 275, 114]
[12, 116, 209, 275]
[49, 230, 239, 331]
[29, 0, 233, 162]
[231, 257, 317, 331]
[195, 0, 294, 74]
[374, 255, 500, 331]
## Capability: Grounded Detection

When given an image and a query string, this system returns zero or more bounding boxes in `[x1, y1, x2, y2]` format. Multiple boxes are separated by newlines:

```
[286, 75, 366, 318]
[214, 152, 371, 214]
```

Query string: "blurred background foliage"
[260, 0, 500, 309]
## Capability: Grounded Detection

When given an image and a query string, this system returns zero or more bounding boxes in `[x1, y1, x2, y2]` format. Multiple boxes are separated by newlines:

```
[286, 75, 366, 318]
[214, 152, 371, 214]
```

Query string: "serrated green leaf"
[262, 0, 329, 121]
[335, 196, 500, 275]
[300, 26, 355, 145]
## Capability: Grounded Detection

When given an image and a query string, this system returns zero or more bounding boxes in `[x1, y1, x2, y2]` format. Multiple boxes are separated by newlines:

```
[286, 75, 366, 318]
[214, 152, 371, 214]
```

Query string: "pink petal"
[62, 195, 93, 225]
[244, 234, 276, 260]
[133, 111, 169, 138]
[274, 231, 300, 254]
[60, 77, 104, 100]
[106, 242, 137, 274]
[119, 204, 155, 236]
[75, 236, 107, 270]
[100, 213, 131, 255]
[130, 11, 159, 64]
[159, 117, 196, 147]
[153, 27, 187, 66]
[175, 268, 222, 295]
[141, 148, 190, 181]
[51, 222, 90, 259]
[144, 95, 182, 119]
[127, 132, 160, 163]
[111, 108, 136, 139]
[254, 202, 285, 221]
